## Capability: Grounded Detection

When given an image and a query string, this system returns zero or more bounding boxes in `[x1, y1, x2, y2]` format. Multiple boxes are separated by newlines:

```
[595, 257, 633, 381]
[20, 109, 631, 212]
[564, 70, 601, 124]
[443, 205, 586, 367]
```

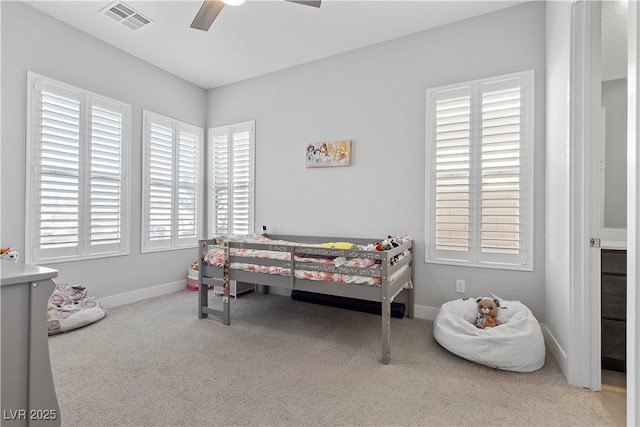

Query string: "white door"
[625, 2, 639, 424]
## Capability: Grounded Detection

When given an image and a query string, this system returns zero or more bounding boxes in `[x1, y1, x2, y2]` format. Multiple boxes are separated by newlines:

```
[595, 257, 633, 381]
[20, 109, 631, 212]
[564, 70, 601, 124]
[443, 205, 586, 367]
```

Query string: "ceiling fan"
[191, 0, 322, 31]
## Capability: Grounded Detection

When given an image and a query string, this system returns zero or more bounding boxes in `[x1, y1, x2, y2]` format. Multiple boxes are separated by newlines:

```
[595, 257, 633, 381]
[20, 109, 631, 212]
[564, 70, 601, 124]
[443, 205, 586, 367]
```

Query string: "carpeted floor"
[49, 290, 617, 426]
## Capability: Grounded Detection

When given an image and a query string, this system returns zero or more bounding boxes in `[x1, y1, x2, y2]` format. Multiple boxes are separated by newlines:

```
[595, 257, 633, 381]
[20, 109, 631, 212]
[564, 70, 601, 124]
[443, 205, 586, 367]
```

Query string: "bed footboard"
[198, 240, 230, 325]
[380, 239, 413, 364]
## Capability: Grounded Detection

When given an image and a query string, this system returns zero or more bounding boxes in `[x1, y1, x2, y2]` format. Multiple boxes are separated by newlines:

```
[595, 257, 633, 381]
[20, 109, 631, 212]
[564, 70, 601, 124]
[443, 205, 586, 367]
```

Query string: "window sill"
[425, 257, 533, 272]
[28, 251, 130, 265]
[140, 244, 198, 254]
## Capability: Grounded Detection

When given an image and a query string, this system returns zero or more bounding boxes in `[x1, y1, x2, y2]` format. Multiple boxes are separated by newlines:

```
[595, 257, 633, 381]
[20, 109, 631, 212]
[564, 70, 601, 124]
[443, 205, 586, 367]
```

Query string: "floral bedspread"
[203, 234, 411, 286]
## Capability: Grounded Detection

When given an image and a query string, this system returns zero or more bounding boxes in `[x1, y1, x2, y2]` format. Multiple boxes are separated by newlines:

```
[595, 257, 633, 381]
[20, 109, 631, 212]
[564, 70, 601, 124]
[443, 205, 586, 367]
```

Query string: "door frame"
[571, 1, 639, 424]
[626, 1, 639, 424]
[568, 0, 601, 390]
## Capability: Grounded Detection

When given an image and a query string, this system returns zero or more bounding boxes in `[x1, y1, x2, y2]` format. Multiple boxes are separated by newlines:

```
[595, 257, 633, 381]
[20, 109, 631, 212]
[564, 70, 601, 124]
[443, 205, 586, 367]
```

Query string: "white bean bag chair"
[433, 296, 545, 372]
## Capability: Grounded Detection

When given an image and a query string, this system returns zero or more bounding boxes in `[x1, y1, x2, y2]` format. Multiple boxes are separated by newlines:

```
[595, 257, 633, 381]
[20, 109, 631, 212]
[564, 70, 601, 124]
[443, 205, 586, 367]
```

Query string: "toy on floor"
[187, 261, 200, 291]
[1, 247, 19, 261]
[48, 283, 107, 335]
[187, 261, 215, 291]
[473, 297, 502, 329]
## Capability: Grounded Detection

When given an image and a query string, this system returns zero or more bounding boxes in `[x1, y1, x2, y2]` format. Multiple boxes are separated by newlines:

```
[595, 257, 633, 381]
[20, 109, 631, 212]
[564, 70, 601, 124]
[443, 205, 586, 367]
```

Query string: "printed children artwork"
[305, 140, 351, 168]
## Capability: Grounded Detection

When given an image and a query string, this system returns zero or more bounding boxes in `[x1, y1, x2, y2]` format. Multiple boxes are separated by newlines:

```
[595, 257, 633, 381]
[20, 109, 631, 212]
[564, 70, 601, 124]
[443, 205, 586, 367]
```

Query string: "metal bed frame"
[198, 234, 414, 364]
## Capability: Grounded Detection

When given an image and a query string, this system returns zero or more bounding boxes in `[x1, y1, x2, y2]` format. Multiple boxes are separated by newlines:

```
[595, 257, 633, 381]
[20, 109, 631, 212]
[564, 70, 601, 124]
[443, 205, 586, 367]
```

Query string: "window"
[425, 70, 534, 270]
[208, 121, 255, 237]
[142, 110, 203, 252]
[26, 73, 131, 263]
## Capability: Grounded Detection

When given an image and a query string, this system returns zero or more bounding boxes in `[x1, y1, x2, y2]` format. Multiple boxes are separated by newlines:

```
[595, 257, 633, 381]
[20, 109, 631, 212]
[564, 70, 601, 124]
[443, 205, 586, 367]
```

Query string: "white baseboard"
[100, 280, 187, 308]
[541, 323, 568, 376]
[414, 304, 439, 320]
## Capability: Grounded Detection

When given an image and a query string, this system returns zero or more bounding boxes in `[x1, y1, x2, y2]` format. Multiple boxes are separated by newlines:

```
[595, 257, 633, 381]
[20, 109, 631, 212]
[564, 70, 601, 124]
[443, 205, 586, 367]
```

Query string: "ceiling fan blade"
[190, 0, 225, 31]
[285, 0, 322, 8]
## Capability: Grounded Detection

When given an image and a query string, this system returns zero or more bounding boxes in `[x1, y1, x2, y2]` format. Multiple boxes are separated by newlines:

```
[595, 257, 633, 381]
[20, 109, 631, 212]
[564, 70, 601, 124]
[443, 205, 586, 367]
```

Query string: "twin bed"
[198, 233, 414, 364]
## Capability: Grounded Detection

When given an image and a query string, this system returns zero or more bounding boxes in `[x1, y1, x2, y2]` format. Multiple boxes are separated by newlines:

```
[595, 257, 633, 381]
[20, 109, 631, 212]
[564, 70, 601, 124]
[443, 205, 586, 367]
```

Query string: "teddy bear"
[473, 297, 501, 329]
[1, 247, 20, 261]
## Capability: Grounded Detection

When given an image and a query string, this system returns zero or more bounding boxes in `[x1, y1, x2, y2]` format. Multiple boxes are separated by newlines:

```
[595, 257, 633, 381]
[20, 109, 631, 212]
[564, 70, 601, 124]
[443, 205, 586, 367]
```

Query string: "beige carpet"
[49, 290, 617, 426]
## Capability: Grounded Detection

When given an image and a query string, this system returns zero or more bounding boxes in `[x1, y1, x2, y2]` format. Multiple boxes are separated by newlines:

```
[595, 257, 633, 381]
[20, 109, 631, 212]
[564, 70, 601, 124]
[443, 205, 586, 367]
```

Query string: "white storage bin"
[213, 280, 255, 298]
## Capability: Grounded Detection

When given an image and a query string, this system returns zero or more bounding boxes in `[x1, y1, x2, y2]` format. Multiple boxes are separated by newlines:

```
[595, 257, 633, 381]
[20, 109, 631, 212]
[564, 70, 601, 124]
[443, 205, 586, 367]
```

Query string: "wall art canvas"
[305, 140, 351, 168]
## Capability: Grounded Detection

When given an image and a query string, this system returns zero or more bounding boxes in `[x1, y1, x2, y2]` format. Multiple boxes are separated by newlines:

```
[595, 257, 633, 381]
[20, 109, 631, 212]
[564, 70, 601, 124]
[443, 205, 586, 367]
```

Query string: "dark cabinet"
[601, 249, 626, 373]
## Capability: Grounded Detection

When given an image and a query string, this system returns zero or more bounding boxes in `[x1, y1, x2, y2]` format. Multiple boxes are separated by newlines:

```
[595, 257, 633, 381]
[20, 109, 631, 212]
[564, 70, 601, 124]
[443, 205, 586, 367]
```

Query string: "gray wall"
[602, 78, 628, 228]
[207, 2, 547, 317]
[1, 2, 207, 300]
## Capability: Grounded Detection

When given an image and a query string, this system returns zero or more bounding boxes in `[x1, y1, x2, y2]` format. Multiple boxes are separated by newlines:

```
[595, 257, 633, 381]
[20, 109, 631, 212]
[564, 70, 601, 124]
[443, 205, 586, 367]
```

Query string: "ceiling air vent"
[101, 1, 153, 31]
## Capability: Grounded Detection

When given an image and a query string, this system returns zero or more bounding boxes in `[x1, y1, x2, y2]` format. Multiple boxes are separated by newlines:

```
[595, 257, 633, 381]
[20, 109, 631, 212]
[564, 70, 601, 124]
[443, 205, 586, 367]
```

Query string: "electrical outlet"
[455, 279, 465, 293]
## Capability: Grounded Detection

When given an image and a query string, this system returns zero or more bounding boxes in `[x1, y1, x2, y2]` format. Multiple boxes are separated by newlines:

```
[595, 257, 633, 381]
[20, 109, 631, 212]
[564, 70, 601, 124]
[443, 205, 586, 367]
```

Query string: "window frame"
[141, 110, 203, 253]
[25, 72, 131, 264]
[207, 120, 256, 238]
[425, 70, 535, 271]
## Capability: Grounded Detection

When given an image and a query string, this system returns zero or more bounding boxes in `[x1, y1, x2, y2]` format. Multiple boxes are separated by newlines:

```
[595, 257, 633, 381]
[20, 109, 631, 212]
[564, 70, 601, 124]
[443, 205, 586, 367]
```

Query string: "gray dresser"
[1, 261, 61, 426]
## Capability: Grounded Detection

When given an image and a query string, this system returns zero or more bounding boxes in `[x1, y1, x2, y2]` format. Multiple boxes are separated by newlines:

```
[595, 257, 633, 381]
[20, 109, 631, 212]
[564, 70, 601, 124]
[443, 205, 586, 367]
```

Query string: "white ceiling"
[23, 0, 529, 90]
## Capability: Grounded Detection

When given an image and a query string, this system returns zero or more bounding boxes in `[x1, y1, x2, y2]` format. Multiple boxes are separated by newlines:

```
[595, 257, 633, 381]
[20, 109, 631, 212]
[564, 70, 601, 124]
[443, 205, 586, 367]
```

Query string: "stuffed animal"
[1, 247, 19, 261]
[473, 297, 501, 329]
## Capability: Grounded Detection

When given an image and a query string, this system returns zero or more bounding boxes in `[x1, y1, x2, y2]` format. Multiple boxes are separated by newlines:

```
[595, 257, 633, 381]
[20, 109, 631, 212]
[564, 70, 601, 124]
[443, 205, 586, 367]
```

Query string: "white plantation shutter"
[38, 87, 81, 255]
[230, 128, 252, 234]
[480, 79, 524, 259]
[211, 132, 230, 235]
[209, 121, 255, 237]
[177, 128, 199, 242]
[142, 111, 202, 252]
[433, 87, 471, 255]
[426, 70, 533, 270]
[90, 101, 125, 251]
[27, 73, 130, 263]
[148, 119, 173, 244]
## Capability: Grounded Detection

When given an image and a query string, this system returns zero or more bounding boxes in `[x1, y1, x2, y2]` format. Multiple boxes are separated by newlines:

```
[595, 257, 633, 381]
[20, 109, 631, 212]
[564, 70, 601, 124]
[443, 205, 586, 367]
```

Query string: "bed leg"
[198, 276, 208, 319]
[407, 286, 415, 319]
[221, 243, 231, 325]
[222, 296, 230, 325]
[381, 297, 391, 365]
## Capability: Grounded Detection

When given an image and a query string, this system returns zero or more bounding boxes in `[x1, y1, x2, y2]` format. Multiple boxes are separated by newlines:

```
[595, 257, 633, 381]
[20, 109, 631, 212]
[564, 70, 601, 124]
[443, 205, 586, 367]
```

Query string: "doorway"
[598, 1, 628, 409]
[571, 1, 638, 425]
